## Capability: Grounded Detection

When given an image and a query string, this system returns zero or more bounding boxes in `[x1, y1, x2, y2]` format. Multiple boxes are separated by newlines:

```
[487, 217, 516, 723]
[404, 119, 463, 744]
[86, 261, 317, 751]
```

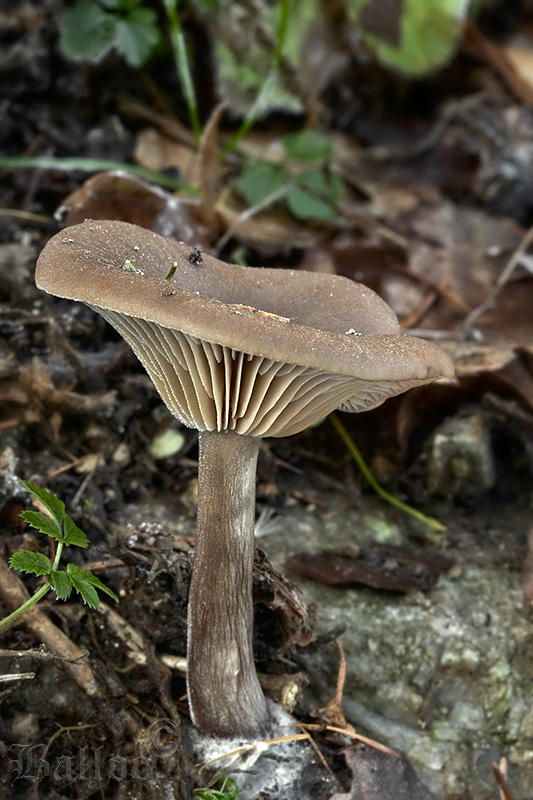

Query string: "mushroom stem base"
[187, 430, 270, 738]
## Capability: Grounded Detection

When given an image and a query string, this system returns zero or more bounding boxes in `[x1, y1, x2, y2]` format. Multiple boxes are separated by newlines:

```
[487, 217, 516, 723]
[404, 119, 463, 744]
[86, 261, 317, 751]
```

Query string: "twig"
[116, 94, 196, 146]
[492, 758, 517, 800]
[302, 723, 400, 758]
[198, 733, 310, 774]
[214, 183, 291, 253]
[0, 672, 35, 683]
[97, 601, 187, 673]
[0, 208, 52, 224]
[0, 645, 86, 662]
[0, 557, 99, 697]
[462, 222, 533, 333]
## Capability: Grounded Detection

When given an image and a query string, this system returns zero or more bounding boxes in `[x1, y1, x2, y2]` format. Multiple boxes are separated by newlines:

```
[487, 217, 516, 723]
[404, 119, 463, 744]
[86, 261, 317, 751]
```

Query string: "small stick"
[462, 222, 533, 333]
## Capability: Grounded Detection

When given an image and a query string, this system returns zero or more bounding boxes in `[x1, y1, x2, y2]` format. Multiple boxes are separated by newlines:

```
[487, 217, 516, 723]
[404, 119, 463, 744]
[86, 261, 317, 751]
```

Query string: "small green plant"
[59, 0, 161, 68]
[0, 481, 118, 632]
[351, 0, 470, 76]
[236, 129, 345, 223]
[193, 776, 239, 800]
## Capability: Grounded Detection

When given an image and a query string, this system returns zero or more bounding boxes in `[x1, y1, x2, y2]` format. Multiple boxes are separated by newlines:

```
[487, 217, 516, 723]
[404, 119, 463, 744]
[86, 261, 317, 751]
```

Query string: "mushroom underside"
[97, 309, 427, 436]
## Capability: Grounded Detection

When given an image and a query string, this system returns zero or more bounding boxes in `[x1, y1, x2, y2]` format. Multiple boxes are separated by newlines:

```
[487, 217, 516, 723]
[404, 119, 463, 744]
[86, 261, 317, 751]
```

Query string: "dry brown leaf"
[133, 127, 200, 184]
[329, 744, 437, 800]
[56, 171, 209, 249]
[216, 192, 319, 253]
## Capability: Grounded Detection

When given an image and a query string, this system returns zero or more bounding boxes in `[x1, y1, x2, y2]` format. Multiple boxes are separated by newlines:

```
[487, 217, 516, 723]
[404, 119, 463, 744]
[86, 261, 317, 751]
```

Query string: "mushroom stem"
[187, 429, 270, 738]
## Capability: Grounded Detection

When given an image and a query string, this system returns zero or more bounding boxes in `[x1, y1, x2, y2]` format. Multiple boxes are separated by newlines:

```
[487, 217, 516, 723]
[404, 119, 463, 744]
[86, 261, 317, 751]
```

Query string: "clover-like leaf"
[287, 183, 337, 221]
[237, 162, 286, 208]
[283, 129, 333, 162]
[59, 0, 118, 64]
[116, 7, 161, 68]
[9, 551, 51, 577]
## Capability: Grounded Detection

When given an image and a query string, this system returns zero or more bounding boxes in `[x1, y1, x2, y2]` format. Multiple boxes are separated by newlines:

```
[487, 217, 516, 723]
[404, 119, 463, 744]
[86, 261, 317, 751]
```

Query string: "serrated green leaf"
[62, 516, 89, 548]
[67, 563, 118, 605]
[75, 566, 119, 601]
[116, 7, 161, 68]
[287, 184, 337, 221]
[20, 510, 63, 540]
[86, 575, 119, 603]
[9, 551, 51, 577]
[237, 162, 286, 208]
[59, 0, 118, 64]
[67, 568, 100, 608]
[19, 480, 65, 524]
[49, 570, 74, 601]
[283, 129, 333, 162]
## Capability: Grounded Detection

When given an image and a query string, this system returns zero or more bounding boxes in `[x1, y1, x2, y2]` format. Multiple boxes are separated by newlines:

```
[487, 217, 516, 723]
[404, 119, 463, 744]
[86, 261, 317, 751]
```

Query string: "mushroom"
[35, 219, 454, 739]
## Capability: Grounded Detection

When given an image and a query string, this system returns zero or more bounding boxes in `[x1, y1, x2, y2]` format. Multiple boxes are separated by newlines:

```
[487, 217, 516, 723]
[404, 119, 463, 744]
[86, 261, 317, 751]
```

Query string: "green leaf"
[20, 510, 63, 541]
[67, 564, 119, 606]
[356, 0, 469, 75]
[116, 7, 161, 68]
[295, 167, 331, 197]
[59, 0, 118, 64]
[190, 0, 233, 11]
[295, 167, 344, 204]
[193, 777, 240, 799]
[289, 167, 344, 220]
[49, 570, 74, 601]
[101, 0, 142, 9]
[66, 565, 100, 608]
[328, 172, 345, 206]
[286, 184, 337, 221]
[62, 516, 89, 549]
[283, 129, 333, 162]
[236, 162, 286, 208]
[19, 480, 65, 524]
[9, 551, 51, 577]
[83, 571, 119, 603]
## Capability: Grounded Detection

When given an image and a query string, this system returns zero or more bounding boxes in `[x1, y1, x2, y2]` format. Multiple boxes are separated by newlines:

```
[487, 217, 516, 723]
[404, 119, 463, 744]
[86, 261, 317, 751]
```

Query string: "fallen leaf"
[285, 545, 454, 593]
[134, 127, 199, 183]
[55, 171, 209, 248]
[329, 744, 437, 800]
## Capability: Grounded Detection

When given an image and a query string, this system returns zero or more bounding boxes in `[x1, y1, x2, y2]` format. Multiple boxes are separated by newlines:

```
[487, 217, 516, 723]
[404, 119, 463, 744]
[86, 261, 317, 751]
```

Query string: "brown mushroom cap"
[36, 219, 454, 437]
